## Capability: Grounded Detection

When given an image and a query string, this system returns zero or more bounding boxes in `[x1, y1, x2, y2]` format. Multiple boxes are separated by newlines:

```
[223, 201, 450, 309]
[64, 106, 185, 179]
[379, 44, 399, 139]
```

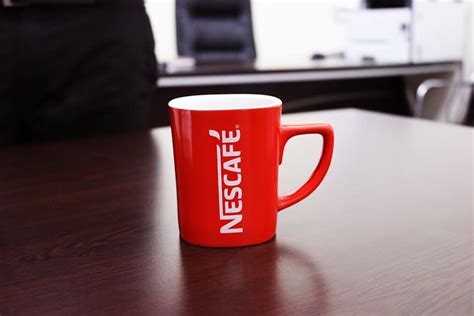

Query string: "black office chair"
[366, 0, 411, 9]
[176, 0, 256, 63]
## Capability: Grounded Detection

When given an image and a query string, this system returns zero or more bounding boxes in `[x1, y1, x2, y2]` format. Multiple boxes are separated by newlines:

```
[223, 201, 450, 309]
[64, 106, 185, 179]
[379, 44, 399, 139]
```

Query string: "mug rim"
[168, 94, 282, 111]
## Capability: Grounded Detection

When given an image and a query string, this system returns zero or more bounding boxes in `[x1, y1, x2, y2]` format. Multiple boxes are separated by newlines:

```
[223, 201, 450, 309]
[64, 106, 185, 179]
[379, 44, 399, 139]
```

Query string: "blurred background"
[146, 0, 473, 127]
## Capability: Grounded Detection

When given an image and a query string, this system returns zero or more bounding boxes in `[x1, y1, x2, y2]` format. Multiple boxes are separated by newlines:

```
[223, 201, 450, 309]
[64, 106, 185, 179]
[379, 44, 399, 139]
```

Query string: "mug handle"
[277, 123, 334, 211]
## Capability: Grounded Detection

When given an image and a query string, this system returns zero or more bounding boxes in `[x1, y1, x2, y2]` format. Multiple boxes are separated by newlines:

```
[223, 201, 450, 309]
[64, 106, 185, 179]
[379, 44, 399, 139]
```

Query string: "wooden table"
[1, 109, 472, 315]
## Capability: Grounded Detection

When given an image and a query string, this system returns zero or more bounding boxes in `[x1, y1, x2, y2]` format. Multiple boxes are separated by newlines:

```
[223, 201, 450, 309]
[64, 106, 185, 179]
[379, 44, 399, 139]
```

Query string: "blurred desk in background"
[158, 59, 458, 87]
[152, 58, 461, 127]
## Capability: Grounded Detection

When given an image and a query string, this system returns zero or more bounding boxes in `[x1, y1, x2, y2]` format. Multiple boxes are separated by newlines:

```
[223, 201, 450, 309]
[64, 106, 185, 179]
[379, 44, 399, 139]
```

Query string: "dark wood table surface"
[1, 109, 472, 315]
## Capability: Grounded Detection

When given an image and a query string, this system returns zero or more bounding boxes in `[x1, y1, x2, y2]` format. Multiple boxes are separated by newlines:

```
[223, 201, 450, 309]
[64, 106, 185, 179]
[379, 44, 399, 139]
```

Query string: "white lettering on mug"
[209, 128, 243, 234]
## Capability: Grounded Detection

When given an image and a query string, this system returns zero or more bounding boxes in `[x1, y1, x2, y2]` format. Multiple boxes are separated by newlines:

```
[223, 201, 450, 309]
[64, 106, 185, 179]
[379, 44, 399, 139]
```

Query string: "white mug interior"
[168, 94, 282, 111]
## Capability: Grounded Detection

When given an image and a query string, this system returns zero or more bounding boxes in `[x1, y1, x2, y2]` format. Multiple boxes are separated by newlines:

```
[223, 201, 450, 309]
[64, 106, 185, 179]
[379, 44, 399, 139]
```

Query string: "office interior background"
[147, 0, 473, 126]
[2, 1, 474, 314]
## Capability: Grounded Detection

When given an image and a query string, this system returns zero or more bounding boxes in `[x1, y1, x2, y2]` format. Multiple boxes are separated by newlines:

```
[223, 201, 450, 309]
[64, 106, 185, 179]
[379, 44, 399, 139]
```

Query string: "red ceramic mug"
[169, 94, 334, 247]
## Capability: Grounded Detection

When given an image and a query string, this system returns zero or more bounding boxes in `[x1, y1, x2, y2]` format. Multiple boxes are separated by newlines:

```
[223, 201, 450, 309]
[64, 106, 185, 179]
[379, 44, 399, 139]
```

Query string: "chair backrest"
[366, 0, 411, 9]
[176, 0, 256, 63]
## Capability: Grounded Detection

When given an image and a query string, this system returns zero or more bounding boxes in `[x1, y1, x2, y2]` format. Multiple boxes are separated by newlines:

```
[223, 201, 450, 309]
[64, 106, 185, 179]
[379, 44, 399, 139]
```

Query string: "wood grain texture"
[0, 109, 472, 315]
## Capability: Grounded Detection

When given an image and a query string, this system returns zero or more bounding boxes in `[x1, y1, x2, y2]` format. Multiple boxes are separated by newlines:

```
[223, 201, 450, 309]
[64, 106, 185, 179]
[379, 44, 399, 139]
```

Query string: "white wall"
[146, 0, 177, 62]
[251, 0, 348, 60]
[465, 0, 473, 79]
[145, 0, 357, 62]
